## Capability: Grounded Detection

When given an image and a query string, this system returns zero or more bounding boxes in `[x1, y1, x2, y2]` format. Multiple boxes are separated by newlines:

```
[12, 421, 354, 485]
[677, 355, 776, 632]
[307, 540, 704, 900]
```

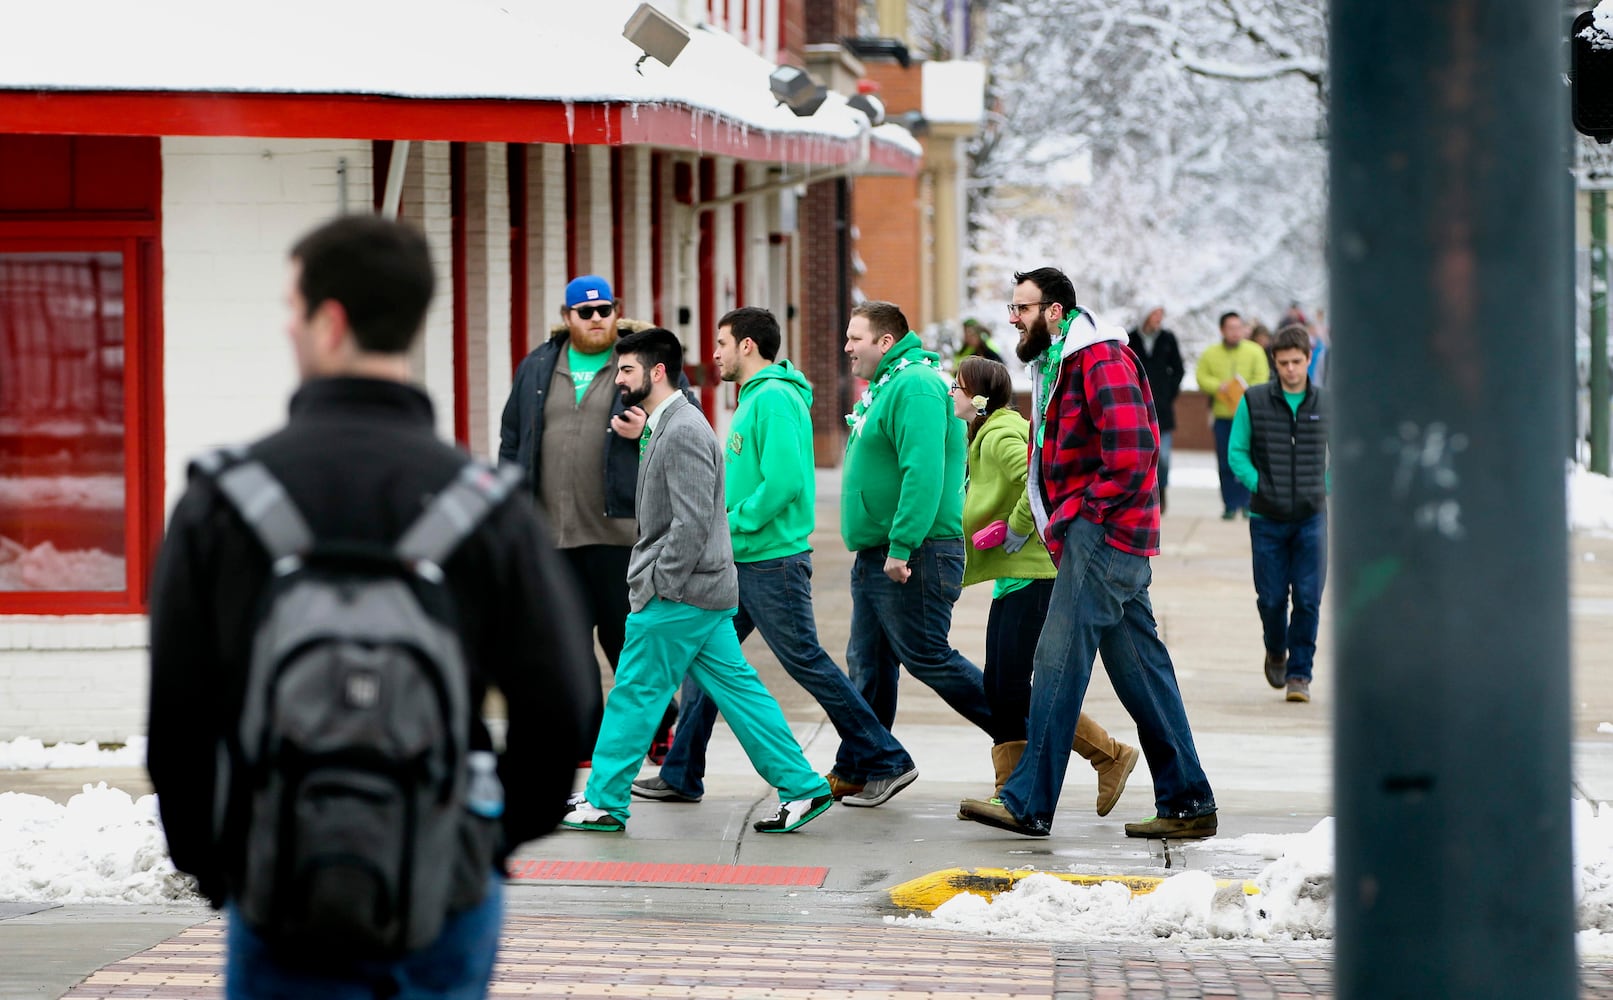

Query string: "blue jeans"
[226, 875, 503, 999]
[1158, 429, 1174, 490]
[659, 552, 915, 793]
[846, 539, 1001, 742]
[1250, 514, 1327, 681]
[1213, 418, 1250, 513]
[1000, 518, 1215, 830]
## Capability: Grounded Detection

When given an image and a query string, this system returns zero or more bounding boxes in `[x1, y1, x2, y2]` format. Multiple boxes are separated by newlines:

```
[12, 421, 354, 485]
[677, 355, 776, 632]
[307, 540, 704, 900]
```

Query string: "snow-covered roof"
[0, 0, 920, 168]
[921, 61, 987, 125]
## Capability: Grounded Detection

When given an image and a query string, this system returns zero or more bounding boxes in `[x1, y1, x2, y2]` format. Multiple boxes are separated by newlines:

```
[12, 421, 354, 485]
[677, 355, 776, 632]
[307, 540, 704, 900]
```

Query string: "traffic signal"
[1575, 9, 1613, 143]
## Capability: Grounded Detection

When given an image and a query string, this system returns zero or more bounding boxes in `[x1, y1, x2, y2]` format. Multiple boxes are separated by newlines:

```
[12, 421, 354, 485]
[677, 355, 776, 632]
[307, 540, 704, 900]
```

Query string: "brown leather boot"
[991, 740, 1027, 797]
[1072, 714, 1140, 817]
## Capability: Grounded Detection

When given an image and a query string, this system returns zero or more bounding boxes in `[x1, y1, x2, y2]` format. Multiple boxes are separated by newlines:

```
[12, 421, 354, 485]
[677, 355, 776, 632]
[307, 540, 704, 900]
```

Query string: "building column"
[402, 141, 455, 443]
[462, 143, 510, 461]
[527, 145, 568, 340]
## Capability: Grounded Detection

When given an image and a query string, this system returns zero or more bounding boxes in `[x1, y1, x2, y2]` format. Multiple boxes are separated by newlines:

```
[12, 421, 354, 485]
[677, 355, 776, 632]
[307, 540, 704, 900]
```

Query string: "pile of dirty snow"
[0, 735, 147, 770]
[895, 810, 1613, 954]
[0, 783, 196, 904]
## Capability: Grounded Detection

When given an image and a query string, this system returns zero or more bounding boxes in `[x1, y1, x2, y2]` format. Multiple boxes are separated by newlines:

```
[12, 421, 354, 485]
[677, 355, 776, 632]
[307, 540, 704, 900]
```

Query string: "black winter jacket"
[498, 325, 693, 519]
[1127, 327, 1186, 432]
[1246, 380, 1328, 521]
[146, 377, 598, 906]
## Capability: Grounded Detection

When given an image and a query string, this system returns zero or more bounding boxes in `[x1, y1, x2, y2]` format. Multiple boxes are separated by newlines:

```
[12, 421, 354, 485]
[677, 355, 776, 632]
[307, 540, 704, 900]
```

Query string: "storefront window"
[0, 251, 128, 592]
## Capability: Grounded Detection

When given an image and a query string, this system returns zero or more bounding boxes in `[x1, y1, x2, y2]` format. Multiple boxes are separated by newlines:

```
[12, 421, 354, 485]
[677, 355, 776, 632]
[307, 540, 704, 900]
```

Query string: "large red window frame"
[0, 224, 162, 614]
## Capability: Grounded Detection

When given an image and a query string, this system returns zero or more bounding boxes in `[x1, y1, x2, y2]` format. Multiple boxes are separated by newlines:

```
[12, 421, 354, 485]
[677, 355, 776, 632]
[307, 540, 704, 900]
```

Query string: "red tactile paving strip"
[506, 860, 829, 887]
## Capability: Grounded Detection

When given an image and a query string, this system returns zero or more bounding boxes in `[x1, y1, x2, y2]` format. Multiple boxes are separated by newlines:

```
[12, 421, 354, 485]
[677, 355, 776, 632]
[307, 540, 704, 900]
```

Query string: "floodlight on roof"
[769, 65, 828, 117]
[624, 3, 690, 73]
[847, 93, 885, 128]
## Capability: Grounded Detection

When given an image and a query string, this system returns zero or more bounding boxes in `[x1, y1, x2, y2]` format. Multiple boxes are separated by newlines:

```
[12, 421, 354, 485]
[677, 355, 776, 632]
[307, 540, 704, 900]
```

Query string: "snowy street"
[6, 452, 1613, 996]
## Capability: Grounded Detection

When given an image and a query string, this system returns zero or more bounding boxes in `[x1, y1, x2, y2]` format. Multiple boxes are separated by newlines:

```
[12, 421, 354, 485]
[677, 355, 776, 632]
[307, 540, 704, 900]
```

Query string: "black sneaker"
[841, 767, 919, 808]
[753, 793, 833, 833]
[630, 775, 701, 803]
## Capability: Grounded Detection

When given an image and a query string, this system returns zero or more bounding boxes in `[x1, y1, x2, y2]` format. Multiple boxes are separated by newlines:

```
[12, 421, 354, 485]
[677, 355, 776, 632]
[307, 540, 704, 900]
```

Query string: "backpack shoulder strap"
[206, 456, 315, 563]
[396, 462, 524, 569]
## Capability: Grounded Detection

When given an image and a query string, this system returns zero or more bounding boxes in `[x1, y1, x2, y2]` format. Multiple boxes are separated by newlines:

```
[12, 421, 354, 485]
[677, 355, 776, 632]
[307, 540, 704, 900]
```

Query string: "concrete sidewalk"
[10, 450, 1613, 997]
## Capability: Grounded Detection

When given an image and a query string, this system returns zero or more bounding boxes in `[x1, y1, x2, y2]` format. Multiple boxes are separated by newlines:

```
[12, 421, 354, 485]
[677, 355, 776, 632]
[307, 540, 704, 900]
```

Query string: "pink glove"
[972, 520, 1008, 550]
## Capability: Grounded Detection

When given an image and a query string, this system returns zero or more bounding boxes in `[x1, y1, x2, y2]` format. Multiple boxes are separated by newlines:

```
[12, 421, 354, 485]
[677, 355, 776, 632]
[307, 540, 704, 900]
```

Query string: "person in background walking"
[950, 356, 1139, 817]
[1228, 324, 1329, 704]
[499, 276, 681, 765]
[1195, 311, 1270, 519]
[1127, 306, 1185, 514]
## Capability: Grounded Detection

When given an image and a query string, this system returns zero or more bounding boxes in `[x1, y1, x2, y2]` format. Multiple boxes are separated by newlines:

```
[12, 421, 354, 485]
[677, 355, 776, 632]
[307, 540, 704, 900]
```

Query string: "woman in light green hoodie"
[951, 357, 1139, 817]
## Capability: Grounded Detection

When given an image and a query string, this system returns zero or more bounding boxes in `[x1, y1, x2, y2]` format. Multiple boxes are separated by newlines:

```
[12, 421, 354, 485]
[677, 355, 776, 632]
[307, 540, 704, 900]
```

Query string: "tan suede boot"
[1072, 714, 1141, 817]
[991, 740, 1027, 797]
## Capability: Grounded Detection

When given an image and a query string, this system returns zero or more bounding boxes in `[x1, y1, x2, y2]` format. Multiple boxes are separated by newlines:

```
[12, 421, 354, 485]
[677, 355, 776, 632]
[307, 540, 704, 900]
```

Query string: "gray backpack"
[199, 452, 521, 958]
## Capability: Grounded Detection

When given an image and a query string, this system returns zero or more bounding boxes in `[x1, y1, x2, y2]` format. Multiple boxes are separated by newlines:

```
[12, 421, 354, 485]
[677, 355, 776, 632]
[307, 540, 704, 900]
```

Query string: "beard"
[619, 374, 652, 409]
[1016, 314, 1053, 364]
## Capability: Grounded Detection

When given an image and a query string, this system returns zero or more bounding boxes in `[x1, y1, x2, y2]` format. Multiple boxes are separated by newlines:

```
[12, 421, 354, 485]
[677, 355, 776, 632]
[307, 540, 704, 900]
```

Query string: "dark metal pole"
[1330, 3, 1576, 998]
[1593, 189, 1610, 473]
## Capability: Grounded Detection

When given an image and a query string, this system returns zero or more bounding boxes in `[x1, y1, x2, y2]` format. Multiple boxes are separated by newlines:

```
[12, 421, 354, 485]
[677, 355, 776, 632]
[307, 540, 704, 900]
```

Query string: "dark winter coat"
[146, 377, 598, 906]
[1127, 327, 1186, 432]
[498, 323, 692, 519]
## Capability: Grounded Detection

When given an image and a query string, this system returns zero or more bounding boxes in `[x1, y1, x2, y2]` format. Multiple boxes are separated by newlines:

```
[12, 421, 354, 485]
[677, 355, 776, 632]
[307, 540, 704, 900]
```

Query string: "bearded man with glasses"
[500, 275, 690, 768]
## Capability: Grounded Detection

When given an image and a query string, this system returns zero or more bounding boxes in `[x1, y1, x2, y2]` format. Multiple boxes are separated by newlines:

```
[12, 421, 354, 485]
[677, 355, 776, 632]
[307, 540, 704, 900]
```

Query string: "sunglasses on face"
[573, 303, 615, 320]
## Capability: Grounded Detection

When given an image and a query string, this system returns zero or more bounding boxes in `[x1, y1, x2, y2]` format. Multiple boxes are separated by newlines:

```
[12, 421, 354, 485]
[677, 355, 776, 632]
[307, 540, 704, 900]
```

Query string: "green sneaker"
[560, 799, 625, 833]
[753, 793, 833, 833]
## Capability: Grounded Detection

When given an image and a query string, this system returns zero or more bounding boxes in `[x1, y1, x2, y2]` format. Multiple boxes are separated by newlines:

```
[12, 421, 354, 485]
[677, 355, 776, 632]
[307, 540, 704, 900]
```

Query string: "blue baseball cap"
[564, 275, 614, 310]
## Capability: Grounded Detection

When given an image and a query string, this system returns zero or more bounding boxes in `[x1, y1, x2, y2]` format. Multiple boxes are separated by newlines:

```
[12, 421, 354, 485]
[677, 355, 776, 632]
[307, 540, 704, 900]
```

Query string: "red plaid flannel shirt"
[1038, 341, 1161, 561]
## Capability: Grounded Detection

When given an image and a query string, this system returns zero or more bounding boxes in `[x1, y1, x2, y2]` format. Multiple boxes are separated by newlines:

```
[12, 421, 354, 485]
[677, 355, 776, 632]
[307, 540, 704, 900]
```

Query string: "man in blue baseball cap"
[500, 275, 687, 767]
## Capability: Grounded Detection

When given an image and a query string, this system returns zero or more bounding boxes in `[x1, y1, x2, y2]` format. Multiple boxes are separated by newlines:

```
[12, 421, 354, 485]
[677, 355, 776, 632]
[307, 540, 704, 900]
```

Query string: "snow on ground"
[0, 783, 196, 904]
[0, 735, 146, 770]
[893, 809, 1613, 956]
[1571, 464, 1613, 535]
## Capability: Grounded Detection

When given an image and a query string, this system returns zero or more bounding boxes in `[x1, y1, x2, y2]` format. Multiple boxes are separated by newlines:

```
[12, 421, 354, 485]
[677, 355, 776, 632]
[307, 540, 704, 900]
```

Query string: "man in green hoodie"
[840, 301, 1008, 770]
[633, 307, 920, 807]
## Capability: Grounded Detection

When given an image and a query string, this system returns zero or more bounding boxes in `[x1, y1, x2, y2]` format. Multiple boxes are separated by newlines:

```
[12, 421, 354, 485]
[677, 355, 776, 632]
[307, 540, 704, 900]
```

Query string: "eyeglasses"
[1007, 301, 1053, 318]
[573, 303, 615, 320]
[950, 381, 964, 392]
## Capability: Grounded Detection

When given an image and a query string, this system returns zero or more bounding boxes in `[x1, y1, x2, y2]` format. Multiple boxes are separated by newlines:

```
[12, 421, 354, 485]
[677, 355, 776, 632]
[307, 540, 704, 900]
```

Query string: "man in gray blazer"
[561, 328, 834, 835]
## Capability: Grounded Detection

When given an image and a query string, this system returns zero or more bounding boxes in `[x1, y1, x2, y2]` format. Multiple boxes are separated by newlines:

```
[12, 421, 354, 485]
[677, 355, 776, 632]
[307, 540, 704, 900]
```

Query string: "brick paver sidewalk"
[57, 913, 1613, 998]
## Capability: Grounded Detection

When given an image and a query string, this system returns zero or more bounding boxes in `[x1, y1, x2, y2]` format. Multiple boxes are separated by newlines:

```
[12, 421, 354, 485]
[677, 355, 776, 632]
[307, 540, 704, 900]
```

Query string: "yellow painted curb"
[889, 868, 1261, 913]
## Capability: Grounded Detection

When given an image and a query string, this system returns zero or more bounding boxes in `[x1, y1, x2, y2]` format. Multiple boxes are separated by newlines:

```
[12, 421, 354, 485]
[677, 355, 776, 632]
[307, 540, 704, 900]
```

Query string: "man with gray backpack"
[147, 215, 597, 998]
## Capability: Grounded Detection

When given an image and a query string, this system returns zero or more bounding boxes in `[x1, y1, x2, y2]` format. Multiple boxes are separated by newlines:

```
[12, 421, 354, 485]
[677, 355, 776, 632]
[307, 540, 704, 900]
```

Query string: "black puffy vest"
[1246, 381, 1328, 521]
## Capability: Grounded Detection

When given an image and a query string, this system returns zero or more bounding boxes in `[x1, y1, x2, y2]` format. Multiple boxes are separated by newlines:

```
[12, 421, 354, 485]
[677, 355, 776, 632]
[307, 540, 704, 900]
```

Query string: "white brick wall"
[401, 142, 456, 443]
[463, 144, 511, 461]
[619, 147, 654, 323]
[162, 137, 374, 517]
[528, 145, 569, 338]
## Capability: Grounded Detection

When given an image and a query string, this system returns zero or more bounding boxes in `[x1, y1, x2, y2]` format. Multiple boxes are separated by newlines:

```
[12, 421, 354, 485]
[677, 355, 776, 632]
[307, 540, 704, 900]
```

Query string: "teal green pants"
[584, 598, 830, 821]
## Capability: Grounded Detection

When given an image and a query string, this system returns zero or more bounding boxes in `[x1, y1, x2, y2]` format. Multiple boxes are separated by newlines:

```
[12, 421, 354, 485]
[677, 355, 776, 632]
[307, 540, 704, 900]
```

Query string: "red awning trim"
[0, 90, 921, 175]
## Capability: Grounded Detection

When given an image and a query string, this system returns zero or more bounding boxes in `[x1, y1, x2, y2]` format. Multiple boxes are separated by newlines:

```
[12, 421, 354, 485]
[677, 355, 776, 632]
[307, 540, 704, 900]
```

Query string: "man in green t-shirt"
[1228, 324, 1329, 704]
[499, 275, 679, 763]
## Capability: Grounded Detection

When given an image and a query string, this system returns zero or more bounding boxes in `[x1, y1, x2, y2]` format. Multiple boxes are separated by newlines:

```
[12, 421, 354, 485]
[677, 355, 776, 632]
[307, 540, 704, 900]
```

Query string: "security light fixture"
[624, 3, 690, 73]
[770, 65, 828, 117]
[847, 93, 885, 128]
[842, 36, 912, 68]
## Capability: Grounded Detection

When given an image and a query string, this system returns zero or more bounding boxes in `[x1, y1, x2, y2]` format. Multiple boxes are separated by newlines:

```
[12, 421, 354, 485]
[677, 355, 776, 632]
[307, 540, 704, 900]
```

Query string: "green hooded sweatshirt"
[725, 360, 817, 563]
[841, 332, 966, 560]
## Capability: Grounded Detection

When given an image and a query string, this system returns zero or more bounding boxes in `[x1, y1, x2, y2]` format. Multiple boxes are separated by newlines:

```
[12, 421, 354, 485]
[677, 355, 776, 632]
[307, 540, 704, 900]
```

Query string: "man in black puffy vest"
[1227, 324, 1329, 703]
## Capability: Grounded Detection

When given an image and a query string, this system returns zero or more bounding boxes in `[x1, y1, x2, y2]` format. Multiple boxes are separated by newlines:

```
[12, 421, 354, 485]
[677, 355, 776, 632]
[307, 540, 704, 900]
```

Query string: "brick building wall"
[799, 178, 851, 465]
